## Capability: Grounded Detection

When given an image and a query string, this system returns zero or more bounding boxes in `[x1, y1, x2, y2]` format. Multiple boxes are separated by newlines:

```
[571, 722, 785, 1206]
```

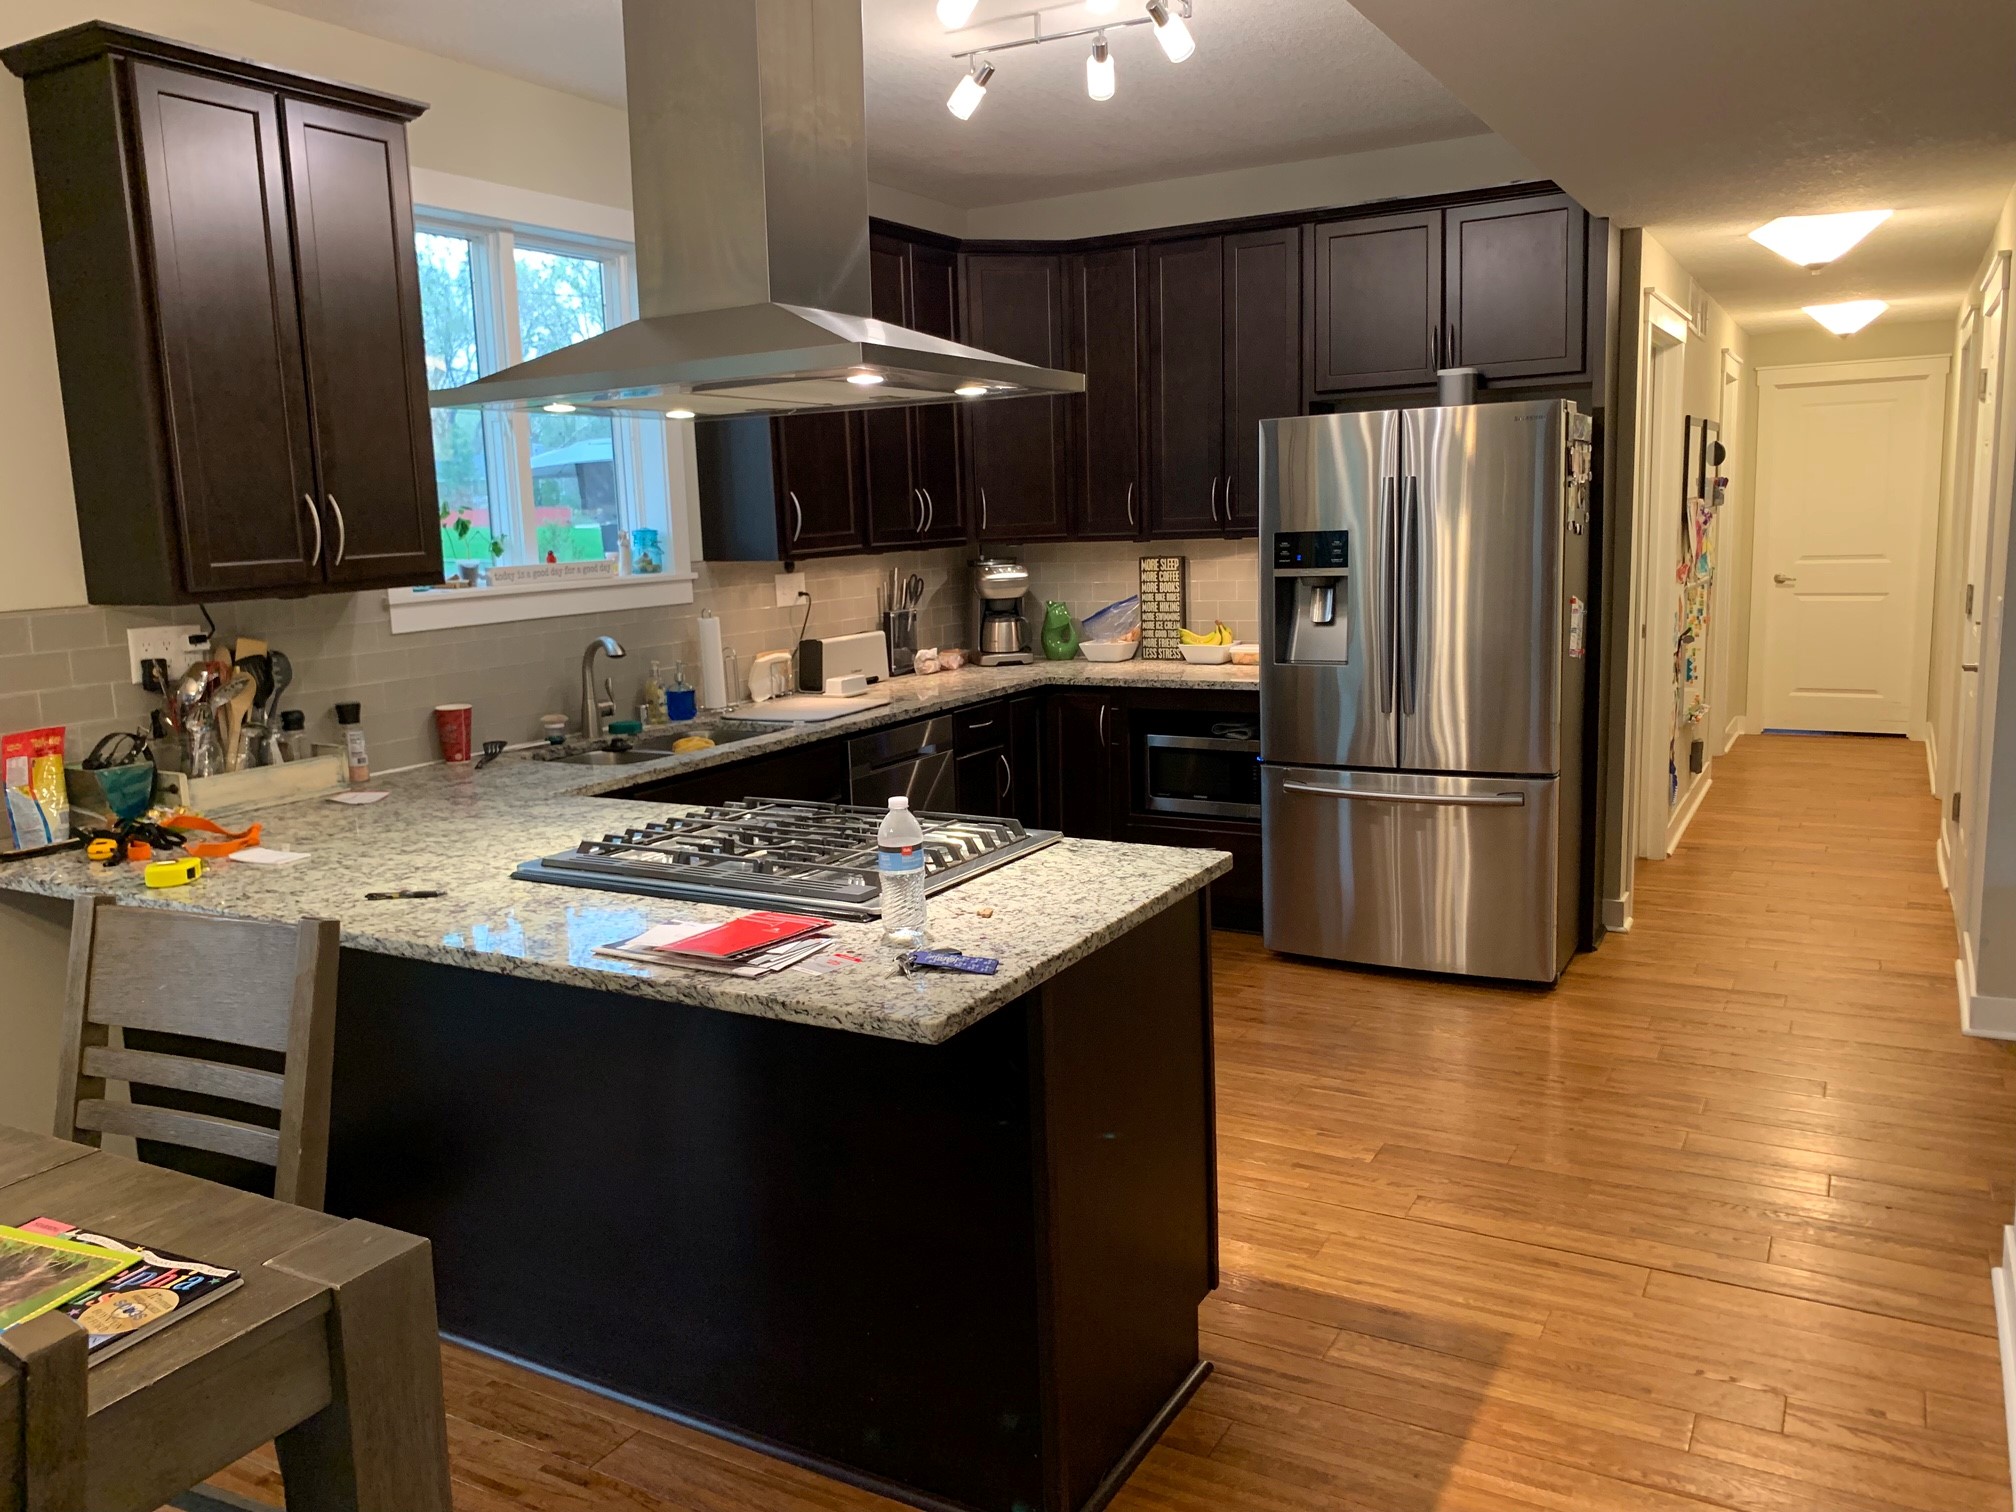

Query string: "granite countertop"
[0, 660, 1252, 1045]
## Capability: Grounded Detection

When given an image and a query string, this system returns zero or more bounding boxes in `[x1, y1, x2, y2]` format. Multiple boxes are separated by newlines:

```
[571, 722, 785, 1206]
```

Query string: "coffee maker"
[973, 558, 1034, 666]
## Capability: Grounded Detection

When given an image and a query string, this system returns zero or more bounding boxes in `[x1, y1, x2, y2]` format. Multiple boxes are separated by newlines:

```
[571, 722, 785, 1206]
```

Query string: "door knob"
[1773, 573, 1797, 585]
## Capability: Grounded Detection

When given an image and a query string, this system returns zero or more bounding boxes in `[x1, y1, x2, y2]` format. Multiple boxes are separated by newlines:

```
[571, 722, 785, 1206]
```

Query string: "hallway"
[206, 736, 2016, 1512]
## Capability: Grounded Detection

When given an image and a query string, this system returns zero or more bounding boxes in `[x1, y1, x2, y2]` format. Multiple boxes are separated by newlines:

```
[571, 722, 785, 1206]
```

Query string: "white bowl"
[1179, 644, 1233, 665]
[1080, 640, 1139, 662]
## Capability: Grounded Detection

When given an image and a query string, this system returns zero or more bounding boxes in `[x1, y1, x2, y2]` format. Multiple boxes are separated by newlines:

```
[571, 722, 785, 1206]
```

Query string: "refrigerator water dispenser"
[1272, 530, 1351, 664]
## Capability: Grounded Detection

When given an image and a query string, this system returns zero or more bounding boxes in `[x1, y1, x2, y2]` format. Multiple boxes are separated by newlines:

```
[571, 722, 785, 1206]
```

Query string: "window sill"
[386, 571, 697, 635]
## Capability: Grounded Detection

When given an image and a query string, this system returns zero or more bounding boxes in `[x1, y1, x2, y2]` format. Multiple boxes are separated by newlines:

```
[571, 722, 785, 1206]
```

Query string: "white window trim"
[389, 170, 702, 635]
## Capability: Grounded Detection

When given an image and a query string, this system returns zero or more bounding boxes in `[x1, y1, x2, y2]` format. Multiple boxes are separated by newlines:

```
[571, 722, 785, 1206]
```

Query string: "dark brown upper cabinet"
[959, 252, 1071, 544]
[1222, 227, 1301, 535]
[864, 232, 964, 549]
[1065, 246, 1147, 541]
[1444, 193, 1587, 381]
[1309, 190, 1589, 396]
[697, 408, 866, 564]
[2, 24, 441, 604]
[1146, 228, 1301, 539]
[1308, 210, 1442, 394]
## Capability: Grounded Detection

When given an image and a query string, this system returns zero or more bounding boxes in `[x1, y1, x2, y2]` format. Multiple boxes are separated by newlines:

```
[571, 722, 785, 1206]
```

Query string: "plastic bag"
[1080, 595, 1141, 644]
[3, 726, 69, 851]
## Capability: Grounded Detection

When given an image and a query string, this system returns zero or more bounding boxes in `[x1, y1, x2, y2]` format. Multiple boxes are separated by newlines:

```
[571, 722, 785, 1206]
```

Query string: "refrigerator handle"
[1400, 475, 1421, 716]
[1377, 477, 1396, 715]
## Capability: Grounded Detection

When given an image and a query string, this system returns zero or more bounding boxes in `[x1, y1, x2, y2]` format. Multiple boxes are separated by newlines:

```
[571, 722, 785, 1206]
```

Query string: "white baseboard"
[1719, 715, 1744, 756]
[1603, 892, 1633, 934]
[1958, 945, 2016, 1040]
[1666, 775, 1712, 853]
[1938, 829, 1952, 893]
[1994, 1259, 2016, 1500]
[1922, 726, 1939, 796]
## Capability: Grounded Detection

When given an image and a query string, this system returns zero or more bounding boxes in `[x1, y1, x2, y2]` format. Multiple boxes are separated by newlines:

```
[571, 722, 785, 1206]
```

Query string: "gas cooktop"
[513, 798, 1060, 917]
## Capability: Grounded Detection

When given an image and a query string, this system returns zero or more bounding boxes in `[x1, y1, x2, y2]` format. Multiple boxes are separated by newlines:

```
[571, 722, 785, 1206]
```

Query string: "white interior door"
[1952, 256, 2008, 897]
[1754, 358, 1950, 734]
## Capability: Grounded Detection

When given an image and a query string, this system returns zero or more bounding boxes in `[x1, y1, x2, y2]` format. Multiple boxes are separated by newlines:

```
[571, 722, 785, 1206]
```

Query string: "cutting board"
[735, 693, 891, 723]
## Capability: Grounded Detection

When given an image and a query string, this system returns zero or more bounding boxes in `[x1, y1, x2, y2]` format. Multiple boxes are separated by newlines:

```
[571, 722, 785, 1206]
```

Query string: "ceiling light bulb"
[936, 0, 979, 28]
[947, 60, 994, 119]
[542, 402, 577, 414]
[666, 408, 696, 421]
[1086, 35, 1115, 100]
[1803, 299, 1888, 336]
[956, 383, 989, 398]
[1145, 1, 1195, 62]
[847, 371, 886, 386]
[1749, 210, 1893, 269]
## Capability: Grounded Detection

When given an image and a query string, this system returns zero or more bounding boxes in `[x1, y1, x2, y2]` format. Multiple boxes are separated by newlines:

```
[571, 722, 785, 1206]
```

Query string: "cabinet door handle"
[923, 489, 936, 535]
[326, 494, 347, 567]
[1125, 481, 1135, 529]
[1209, 475, 1221, 524]
[912, 488, 925, 535]
[1445, 322, 1456, 368]
[789, 491, 804, 543]
[1223, 474, 1235, 524]
[1431, 322, 1440, 371]
[300, 493, 323, 567]
[981, 488, 989, 533]
[1097, 703, 1107, 748]
[999, 750, 1012, 804]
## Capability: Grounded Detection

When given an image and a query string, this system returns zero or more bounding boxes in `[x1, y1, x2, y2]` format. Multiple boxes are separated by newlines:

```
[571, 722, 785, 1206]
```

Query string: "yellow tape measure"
[143, 856, 203, 889]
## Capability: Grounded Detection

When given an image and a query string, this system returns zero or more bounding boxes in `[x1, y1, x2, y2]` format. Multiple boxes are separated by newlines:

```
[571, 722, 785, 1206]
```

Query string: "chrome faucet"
[580, 635, 627, 742]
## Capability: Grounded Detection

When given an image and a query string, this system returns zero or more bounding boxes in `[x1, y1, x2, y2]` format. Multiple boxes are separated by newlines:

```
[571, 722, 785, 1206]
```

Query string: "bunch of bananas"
[1180, 621, 1235, 646]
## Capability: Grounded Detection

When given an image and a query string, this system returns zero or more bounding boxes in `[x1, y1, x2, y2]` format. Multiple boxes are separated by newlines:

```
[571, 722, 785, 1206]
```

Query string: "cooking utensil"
[474, 740, 508, 771]
[81, 731, 146, 770]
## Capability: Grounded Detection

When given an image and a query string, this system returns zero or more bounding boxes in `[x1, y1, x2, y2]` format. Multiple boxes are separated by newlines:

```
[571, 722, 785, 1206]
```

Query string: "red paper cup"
[433, 704, 473, 764]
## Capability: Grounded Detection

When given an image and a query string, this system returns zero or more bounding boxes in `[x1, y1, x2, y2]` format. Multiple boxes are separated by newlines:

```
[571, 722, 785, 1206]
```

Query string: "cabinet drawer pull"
[788, 491, 804, 543]
[326, 494, 346, 567]
[300, 493, 323, 567]
[966, 718, 995, 731]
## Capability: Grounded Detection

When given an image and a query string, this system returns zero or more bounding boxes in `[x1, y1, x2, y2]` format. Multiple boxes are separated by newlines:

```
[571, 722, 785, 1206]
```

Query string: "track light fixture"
[947, 59, 995, 119]
[947, 1, 1193, 119]
[1086, 33, 1115, 100]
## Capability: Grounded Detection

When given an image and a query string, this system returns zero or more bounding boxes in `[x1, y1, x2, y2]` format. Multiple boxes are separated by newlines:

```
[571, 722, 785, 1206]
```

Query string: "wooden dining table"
[0, 1122, 450, 1512]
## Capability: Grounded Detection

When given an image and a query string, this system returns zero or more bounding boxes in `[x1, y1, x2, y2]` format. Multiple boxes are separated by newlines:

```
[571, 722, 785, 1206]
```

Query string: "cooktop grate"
[512, 797, 1060, 916]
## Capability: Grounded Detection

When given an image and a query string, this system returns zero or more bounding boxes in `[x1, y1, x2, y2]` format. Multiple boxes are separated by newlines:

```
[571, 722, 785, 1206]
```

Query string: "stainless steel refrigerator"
[1259, 401, 1594, 983]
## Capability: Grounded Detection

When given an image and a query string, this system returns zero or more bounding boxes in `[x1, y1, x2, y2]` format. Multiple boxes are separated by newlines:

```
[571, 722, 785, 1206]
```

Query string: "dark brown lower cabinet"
[1046, 692, 1124, 841]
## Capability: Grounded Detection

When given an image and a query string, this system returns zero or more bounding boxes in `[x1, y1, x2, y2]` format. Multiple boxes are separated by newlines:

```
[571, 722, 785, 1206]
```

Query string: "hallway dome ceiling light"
[944, 1, 1194, 116]
[1803, 299, 1889, 336]
[1749, 210, 1893, 270]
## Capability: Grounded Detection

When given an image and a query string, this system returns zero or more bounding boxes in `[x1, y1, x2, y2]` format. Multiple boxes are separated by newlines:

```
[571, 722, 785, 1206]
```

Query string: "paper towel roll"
[696, 612, 727, 711]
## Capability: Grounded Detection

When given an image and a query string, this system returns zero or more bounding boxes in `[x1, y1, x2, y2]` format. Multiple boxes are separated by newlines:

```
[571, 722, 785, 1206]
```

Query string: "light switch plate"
[126, 625, 210, 685]
[774, 572, 808, 609]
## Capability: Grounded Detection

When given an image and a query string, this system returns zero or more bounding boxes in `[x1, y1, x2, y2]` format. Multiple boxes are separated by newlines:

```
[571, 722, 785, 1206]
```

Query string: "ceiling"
[1349, 0, 2016, 331]
[248, 0, 1486, 209]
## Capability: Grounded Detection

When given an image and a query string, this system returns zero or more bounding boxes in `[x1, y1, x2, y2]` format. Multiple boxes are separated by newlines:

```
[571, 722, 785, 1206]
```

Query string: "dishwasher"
[848, 715, 958, 811]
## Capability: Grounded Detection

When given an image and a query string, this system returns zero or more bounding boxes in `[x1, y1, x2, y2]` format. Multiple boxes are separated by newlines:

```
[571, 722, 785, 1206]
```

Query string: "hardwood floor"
[208, 733, 2016, 1512]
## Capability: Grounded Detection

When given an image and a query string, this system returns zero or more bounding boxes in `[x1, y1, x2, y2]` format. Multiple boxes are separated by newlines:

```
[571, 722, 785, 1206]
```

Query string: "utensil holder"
[883, 610, 919, 676]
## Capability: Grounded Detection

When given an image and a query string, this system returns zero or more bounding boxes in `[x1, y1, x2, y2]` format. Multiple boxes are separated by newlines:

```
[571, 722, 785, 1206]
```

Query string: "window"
[414, 212, 678, 581]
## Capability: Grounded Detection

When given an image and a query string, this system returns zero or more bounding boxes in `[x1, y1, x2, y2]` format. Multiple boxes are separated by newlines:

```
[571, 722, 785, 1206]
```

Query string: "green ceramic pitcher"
[1040, 600, 1079, 661]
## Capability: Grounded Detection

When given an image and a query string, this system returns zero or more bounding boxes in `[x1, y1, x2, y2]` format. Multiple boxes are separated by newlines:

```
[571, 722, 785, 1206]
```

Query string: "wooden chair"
[53, 896, 340, 1211]
[0, 1312, 87, 1512]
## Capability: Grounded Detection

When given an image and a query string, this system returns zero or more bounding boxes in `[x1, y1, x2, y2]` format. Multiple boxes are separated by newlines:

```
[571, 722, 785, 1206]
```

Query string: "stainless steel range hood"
[430, 0, 1082, 421]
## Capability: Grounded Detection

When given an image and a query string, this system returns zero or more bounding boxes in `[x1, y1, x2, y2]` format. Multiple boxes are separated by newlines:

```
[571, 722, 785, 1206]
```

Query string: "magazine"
[0, 1222, 136, 1331]
[17, 1217, 241, 1361]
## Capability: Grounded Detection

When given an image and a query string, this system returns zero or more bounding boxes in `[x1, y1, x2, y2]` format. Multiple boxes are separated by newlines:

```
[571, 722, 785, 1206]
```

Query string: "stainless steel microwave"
[1141, 731, 1260, 821]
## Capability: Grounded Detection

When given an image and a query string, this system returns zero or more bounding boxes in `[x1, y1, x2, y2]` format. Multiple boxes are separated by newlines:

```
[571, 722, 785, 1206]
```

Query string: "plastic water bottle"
[877, 796, 929, 947]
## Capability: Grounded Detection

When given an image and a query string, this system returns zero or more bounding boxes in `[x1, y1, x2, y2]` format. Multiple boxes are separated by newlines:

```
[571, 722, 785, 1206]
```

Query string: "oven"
[1141, 727, 1261, 821]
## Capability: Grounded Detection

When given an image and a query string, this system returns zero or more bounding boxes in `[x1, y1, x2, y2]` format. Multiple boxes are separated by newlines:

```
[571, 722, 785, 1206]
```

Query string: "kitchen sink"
[554, 748, 668, 767]
[631, 721, 777, 751]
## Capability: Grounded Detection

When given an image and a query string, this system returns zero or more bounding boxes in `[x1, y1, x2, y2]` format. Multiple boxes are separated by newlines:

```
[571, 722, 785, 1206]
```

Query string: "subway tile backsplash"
[0, 541, 1260, 774]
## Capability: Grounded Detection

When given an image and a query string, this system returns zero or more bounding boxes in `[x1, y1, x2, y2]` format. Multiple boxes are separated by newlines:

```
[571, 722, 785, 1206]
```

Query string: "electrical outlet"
[126, 625, 209, 685]
[774, 572, 808, 608]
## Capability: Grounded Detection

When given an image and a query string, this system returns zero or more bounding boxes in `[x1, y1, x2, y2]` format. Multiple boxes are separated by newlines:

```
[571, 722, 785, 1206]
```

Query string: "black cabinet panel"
[909, 243, 965, 543]
[131, 64, 319, 597]
[775, 413, 865, 558]
[862, 235, 923, 547]
[624, 740, 850, 808]
[960, 252, 1070, 542]
[1046, 693, 1120, 840]
[1008, 694, 1042, 827]
[284, 98, 440, 586]
[1309, 210, 1441, 394]
[1067, 246, 1145, 541]
[1446, 193, 1587, 380]
[1146, 237, 1227, 538]
[1223, 228, 1300, 535]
